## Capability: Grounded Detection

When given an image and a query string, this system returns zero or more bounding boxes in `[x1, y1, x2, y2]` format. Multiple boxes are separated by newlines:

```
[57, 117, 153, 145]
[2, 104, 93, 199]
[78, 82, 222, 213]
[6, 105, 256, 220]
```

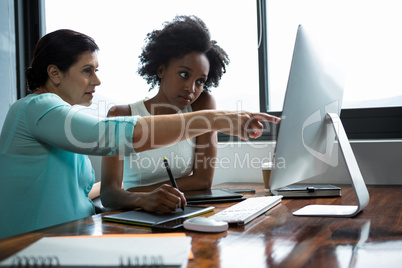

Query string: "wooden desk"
[1, 184, 401, 268]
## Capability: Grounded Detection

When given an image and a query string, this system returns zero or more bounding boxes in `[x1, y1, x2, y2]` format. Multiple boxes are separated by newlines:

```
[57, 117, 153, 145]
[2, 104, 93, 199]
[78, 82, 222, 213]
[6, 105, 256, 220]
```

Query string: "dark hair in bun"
[26, 29, 99, 92]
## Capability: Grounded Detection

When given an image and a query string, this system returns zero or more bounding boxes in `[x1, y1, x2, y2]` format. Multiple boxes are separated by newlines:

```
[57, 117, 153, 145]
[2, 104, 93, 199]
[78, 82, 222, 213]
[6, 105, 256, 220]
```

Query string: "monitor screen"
[270, 25, 345, 191]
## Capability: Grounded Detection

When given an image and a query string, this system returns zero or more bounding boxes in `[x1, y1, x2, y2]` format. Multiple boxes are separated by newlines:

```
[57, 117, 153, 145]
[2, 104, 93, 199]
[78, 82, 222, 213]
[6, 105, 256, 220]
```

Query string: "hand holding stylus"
[163, 157, 185, 211]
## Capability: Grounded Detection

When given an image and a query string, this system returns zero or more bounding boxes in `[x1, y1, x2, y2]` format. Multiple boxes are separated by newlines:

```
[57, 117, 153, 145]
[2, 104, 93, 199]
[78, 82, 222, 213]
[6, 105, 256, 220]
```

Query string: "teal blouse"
[0, 93, 138, 239]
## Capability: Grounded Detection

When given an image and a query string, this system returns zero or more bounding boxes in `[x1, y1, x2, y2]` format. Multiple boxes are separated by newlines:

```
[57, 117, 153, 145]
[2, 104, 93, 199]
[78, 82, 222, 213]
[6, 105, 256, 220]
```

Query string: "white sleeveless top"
[123, 100, 196, 189]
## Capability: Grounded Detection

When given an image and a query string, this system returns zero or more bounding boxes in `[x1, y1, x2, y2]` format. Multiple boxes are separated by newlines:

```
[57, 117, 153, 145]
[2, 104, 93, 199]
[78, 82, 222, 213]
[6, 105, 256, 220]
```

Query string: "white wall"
[213, 140, 402, 185]
[89, 139, 402, 186]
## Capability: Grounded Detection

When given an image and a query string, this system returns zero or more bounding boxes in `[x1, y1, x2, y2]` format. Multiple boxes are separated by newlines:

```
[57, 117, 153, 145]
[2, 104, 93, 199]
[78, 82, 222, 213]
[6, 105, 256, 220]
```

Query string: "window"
[45, 0, 260, 116]
[15, 1, 402, 139]
[266, 0, 402, 111]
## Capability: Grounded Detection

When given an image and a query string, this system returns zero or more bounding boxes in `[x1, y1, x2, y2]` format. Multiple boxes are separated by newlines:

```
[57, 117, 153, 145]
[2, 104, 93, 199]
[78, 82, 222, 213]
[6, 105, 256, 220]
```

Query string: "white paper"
[0, 236, 191, 267]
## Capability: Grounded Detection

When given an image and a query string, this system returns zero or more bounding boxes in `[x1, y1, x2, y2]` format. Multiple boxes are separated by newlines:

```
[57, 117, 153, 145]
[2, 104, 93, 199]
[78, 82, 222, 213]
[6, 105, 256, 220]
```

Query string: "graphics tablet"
[102, 205, 214, 227]
[184, 188, 245, 204]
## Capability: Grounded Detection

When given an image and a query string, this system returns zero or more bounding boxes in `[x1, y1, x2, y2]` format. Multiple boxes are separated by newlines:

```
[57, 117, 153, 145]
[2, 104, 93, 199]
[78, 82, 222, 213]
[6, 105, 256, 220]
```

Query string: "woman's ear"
[157, 64, 165, 79]
[47, 65, 62, 85]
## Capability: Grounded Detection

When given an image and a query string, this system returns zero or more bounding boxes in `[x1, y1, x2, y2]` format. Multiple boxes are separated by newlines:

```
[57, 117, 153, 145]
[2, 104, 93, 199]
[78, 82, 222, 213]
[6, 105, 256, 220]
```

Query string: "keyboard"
[209, 195, 282, 226]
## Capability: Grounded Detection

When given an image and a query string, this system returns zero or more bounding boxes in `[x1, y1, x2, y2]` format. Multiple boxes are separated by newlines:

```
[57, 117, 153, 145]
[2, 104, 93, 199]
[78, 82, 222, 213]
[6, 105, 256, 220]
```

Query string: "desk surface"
[1, 183, 401, 268]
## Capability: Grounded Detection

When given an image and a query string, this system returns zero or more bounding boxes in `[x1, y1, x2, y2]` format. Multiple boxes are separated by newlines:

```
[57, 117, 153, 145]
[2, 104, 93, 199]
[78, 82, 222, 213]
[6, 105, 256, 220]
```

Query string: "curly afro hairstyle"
[138, 15, 229, 92]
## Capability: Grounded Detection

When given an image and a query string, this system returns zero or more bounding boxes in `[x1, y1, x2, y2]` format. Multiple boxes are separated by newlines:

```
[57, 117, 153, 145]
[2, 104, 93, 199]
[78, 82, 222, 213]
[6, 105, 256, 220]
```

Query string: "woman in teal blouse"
[0, 29, 279, 239]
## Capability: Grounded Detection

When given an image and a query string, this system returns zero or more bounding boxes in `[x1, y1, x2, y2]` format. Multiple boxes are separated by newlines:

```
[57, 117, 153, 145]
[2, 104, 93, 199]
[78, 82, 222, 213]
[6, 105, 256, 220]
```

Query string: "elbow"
[197, 176, 213, 190]
[99, 190, 110, 209]
[204, 179, 213, 190]
[202, 171, 215, 189]
[100, 187, 117, 210]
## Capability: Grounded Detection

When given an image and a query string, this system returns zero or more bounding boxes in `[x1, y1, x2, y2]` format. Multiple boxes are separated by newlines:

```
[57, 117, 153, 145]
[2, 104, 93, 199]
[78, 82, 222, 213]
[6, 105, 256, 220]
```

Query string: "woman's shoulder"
[23, 93, 70, 112]
[25, 93, 68, 104]
[191, 91, 216, 111]
[107, 104, 132, 117]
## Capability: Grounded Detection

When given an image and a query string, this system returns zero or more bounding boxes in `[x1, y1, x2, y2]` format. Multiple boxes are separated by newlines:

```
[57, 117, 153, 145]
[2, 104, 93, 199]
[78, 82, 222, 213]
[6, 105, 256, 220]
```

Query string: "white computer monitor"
[270, 25, 369, 217]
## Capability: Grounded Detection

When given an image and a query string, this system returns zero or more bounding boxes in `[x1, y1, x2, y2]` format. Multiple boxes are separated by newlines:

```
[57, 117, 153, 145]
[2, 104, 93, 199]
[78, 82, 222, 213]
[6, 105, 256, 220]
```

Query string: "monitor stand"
[293, 113, 370, 217]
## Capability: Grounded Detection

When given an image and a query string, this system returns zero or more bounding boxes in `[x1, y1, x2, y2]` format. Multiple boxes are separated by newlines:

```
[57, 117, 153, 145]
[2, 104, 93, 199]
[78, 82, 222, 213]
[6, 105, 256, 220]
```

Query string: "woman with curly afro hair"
[101, 15, 230, 204]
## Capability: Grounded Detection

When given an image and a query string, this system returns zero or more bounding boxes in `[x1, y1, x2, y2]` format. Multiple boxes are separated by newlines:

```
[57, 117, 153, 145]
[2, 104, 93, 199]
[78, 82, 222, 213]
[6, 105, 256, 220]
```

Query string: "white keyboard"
[209, 196, 282, 226]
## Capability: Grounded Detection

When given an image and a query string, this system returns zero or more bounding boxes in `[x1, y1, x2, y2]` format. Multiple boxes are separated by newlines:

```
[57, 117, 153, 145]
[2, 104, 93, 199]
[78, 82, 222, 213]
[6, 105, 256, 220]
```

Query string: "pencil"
[163, 157, 185, 211]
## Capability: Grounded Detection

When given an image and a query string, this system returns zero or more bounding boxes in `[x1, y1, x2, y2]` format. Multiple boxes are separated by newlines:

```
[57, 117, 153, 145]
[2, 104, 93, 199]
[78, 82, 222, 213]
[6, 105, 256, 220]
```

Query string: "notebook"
[184, 188, 245, 204]
[103, 205, 214, 227]
[0, 234, 191, 267]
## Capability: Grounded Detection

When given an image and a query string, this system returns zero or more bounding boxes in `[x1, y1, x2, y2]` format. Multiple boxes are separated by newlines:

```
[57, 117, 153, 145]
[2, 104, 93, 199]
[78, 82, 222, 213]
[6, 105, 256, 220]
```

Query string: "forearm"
[132, 110, 280, 152]
[174, 133, 217, 191]
[127, 130, 217, 192]
[172, 163, 215, 191]
[88, 181, 101, 200]
[100, 156, 141, 210]
[102, 183, 186, 213]
[126, 174, 212, 193]
[126, 176, 211, 193]
[133, 110, 215, 152]
[100, 185, 143, 210]
[126, 160, 215, 192]
[126, 183, 166, 193]
[100, 156, 183, 212]
[175, 174, 213, 191]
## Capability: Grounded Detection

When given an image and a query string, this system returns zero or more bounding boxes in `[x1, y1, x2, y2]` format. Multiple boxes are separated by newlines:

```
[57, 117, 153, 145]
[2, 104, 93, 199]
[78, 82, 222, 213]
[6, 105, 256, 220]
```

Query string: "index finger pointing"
[253, 113, 281, 124]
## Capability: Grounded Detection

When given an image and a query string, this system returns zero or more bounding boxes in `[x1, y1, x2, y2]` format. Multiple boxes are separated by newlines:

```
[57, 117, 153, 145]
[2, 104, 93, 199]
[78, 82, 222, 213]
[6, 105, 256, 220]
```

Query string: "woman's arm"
[125, 94, 281, 193]
[100, 105, 187, 212]
[26, 94, 139, 157]
[28, 94, 278, 156]
[101, 155, 186, 212]
[125, 92, 217, 192]
[179, 92, 217, 190]
[88, 181, 101, 200]
[132, 109, 278, 152]
[101, 104, 280, 211]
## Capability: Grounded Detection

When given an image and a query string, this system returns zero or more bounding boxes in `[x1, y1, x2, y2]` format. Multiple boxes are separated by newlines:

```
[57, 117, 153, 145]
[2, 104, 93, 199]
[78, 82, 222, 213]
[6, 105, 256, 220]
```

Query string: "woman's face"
[58, 51, 101, 106]
[157, 51, 210, 111]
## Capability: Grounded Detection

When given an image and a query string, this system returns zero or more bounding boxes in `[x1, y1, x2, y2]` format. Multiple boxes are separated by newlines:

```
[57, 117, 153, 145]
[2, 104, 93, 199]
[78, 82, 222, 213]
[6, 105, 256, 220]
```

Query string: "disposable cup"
[262, 162, 273, 194]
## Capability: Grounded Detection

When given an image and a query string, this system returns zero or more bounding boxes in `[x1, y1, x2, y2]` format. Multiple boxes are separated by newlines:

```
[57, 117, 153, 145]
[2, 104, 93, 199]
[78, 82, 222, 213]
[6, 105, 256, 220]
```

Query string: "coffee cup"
[262, 162, 273, 193]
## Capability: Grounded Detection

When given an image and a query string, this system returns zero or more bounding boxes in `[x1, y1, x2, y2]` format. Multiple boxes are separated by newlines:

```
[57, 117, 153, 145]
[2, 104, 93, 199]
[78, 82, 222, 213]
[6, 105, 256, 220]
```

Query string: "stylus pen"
[163, 157, 185, 211]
